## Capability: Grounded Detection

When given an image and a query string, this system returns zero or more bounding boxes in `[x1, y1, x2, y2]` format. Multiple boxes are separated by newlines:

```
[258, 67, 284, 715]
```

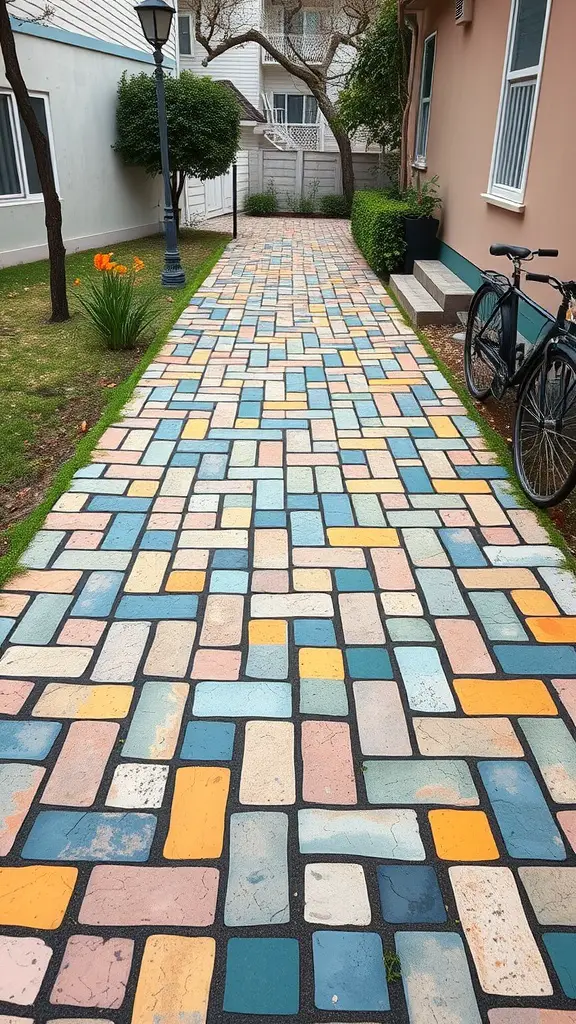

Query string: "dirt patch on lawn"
[426, 324, 576, 556]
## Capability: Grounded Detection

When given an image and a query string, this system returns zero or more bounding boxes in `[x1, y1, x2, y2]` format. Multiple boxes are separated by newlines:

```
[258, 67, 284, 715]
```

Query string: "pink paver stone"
[488, 1012, 576, 1023]
[371, 547, 414, 589]
[259, 441, 283, 466]
[339, 593, 385, 645]
[557, 811, 576, 853]
[0, 937, 53, 1005]
[551, 679, 576, 726]
[0, 679, 34, 714]
[301, 720, 357, 805]
[199, 595, 244, 646]
[40, 721, 119, 806]
[191, 649, 241, 680]
[251, 570, 290, 593]
[440, 510, 475, 527]
[50, 935, 133, 1008]
[481, 527, 520, 545]
[353, 680, 412, 756]
[65, 531, 103, 550]
[78, 865, 219, 925]
[57, 619, 107, 646]
[436, 618, 495, 675]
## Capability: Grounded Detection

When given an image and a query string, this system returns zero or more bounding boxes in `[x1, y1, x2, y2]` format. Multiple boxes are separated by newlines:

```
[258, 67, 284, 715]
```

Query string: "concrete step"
[413, 260, 474, 320]
[389, 274, 444, 327]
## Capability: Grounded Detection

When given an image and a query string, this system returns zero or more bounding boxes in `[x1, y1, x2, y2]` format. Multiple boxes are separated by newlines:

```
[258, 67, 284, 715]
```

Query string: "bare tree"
[1, 0, 69, 320]
[190, 0, 378, 202]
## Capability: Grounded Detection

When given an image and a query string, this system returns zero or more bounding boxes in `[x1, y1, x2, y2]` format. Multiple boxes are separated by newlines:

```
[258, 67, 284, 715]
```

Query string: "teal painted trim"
[10, 15, 175, 68]
[439, 240, 549, 345]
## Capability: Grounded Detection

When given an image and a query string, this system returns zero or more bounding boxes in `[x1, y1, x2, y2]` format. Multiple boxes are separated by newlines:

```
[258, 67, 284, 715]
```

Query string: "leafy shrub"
[244, 190, 278, 215]
[77, 253, 159, 350]
[298, 196, 316, 215]
[351, 190, 412, 276]
[320, 194, 351, 218]
[403, 174, 443, 218]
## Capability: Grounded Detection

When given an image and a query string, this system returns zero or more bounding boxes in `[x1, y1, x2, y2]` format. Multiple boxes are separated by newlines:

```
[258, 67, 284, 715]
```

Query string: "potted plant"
[402, 173, 442, 273]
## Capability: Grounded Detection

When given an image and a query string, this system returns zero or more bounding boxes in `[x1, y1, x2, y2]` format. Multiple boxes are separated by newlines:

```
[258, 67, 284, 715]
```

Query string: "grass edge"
[386, 280, 576, 573]
[0, 237, 229, 588]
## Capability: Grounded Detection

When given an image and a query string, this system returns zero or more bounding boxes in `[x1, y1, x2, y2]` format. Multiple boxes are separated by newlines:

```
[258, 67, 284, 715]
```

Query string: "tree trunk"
[170, 171, 187, 233]
[400, 14, 418, 192]
[332, 126, 355, 205]
[0, 0, 69, 321]
[314, 91, 355, 204]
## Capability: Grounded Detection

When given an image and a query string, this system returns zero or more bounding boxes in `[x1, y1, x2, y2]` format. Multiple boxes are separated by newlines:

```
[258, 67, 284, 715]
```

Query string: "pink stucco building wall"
[406, 0, 573, 323]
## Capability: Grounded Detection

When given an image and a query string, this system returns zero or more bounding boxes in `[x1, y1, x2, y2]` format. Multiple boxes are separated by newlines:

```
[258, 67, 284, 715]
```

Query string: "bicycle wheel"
[514, 345, 576, 507]
[464, 283, 502, 400]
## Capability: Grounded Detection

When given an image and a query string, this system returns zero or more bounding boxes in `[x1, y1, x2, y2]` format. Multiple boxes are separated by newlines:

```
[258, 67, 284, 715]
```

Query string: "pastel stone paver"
[1, 218, 576, 1021]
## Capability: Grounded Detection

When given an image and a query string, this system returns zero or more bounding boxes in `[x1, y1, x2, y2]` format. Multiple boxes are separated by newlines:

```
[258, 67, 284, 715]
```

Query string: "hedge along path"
[0, 217, 575, 1023]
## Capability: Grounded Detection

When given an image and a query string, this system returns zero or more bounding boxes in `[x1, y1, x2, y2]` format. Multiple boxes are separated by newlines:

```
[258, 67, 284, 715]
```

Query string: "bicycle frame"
[475, 267, 573, 391]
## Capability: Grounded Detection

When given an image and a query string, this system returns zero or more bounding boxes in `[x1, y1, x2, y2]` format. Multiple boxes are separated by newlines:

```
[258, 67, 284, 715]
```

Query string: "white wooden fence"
[247, 150, 390, 208]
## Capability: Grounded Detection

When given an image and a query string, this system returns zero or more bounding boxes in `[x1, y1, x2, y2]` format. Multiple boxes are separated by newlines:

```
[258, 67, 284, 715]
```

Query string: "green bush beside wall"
[351, 190, 412, 276]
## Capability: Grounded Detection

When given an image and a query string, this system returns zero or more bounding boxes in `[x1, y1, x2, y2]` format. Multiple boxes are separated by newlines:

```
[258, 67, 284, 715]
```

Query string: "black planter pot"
[402, 215, 440, 273]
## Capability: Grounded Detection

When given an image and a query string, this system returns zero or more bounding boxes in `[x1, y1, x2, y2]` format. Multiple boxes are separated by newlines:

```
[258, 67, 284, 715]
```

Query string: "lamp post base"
[161, 263, 186, 288]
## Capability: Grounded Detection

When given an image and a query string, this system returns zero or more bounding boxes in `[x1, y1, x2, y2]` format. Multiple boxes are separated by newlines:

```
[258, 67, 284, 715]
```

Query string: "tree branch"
[198, 26, 321, 90]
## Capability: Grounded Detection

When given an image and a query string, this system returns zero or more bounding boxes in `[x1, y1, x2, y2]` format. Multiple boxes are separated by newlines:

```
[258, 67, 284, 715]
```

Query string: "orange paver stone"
[428, 809, 500, 860]
[164, 767, 230, 859]
[454, 679, 558, 716]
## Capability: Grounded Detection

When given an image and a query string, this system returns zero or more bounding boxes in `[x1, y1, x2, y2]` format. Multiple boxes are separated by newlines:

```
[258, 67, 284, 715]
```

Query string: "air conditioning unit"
[455, 0, 473, 24]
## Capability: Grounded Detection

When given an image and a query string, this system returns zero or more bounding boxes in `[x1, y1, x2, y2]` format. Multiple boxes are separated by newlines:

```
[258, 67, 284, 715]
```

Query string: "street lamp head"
[135, 0, 175, 49]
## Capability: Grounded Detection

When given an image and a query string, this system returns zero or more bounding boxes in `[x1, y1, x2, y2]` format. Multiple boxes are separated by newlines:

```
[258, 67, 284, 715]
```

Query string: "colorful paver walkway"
[0, 218, 575, 1024]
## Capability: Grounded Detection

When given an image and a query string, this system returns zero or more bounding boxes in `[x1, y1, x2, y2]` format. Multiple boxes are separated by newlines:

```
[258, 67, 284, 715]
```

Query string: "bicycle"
[464, 242, 576, 507]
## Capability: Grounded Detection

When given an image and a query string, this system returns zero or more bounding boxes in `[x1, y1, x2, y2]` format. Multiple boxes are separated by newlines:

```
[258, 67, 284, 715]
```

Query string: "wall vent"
[455, 0, 474, 24]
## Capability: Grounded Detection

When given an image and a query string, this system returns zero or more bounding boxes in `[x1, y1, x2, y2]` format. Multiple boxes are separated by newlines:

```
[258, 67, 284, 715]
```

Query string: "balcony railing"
[262, 33, 328, 64]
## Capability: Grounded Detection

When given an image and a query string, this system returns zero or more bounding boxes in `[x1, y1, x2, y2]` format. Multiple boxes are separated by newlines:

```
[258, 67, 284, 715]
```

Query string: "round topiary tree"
[114, 70, 241, 227]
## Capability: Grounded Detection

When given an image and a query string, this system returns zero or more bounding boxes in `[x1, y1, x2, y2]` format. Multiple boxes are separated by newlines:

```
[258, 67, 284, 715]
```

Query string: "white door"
[205, 166, 233, 218]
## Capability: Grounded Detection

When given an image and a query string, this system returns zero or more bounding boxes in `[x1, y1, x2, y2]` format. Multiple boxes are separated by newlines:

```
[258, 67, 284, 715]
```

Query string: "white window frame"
[0, 89, 58, 207]
[486, 0, 552, 206]
[272, 93, 318, 125]
[178, 13, 194, 56]
[413, 32, 436, 169]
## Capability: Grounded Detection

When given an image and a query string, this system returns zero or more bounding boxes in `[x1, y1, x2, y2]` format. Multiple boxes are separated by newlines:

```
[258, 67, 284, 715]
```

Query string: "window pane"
[273, 93, 286, 121]
[287, 94, 304, 122]
[0, 94, 22, 196]
[416, 99, 430, 160]
[511, 0, 547, 71]
[304, 11, 320, 34]
[18, 96, 49, 195]
[422, 36, 436, 99]
[494, 79, 536, 189]
[304, 96, 318, 123]
[178, 15, 192, 55]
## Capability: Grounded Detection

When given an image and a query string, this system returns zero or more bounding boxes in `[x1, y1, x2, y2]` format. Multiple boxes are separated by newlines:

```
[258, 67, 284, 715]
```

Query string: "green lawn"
[0, 229, 229, 544]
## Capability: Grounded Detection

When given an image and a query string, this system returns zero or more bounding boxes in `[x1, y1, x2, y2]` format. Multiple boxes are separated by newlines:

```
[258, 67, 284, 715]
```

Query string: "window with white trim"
[272, 93, 318, 124]
[488, 0, 551, 203]
[178, 14, 193, 56]
[414, 33, 436, 167]
[0, 91, 55, 202]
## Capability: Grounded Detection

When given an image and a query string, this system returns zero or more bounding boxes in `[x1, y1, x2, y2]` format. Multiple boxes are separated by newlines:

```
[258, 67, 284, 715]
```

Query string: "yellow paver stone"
[164, 767, 230, 859]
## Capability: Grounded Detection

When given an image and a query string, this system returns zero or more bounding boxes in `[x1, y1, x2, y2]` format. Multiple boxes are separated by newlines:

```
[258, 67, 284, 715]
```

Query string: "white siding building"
[0, 0, 175, 267]
[177, 0, 381, 219]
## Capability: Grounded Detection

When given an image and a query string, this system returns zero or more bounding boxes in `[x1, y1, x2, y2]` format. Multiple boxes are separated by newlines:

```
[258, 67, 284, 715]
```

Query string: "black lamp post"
[135, 0, 185, 287]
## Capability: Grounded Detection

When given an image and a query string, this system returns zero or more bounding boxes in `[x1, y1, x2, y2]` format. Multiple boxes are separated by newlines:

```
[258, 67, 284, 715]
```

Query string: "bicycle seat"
[490, 243, 532, 258]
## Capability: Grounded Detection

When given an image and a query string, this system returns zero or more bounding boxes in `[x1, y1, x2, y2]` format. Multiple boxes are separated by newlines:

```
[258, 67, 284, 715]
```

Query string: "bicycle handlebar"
[526, 273, 552, 284]
[536, 249, 559, 258]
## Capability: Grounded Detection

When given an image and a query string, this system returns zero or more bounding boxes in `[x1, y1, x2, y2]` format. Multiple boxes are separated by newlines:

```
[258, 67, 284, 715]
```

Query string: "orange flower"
[115, 264, 128, 275]
[94, 252, 114, 271]
[73, 278, 81, 286]
[133, 256, 145, 273]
